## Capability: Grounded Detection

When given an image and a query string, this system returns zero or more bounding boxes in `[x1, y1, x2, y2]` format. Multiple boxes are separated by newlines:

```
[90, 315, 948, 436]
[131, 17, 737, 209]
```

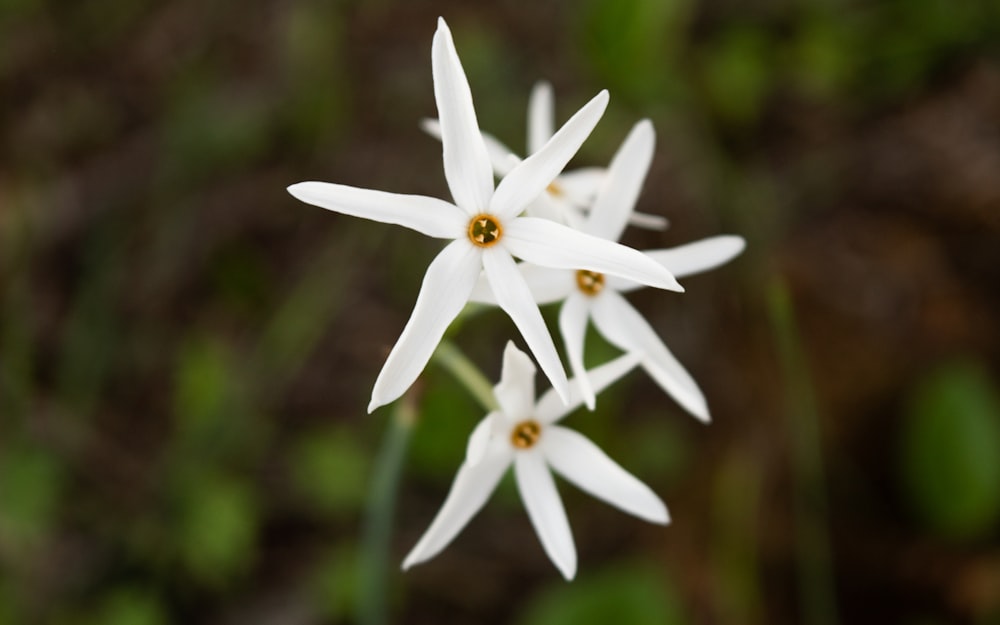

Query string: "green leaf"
[899, 360, 1000, 540]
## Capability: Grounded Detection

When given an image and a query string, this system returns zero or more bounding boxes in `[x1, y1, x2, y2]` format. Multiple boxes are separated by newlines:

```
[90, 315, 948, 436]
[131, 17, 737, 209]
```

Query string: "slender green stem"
[767, 278, 839, 625]
[432, 339, 499, 412]
[357, 397, 415, 625]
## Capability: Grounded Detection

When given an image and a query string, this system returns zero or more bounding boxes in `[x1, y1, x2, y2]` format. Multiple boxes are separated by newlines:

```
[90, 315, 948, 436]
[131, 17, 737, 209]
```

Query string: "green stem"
[767, 278, 839, 625]
[357, 397, 415, 625]
[432, 339, 499, 412]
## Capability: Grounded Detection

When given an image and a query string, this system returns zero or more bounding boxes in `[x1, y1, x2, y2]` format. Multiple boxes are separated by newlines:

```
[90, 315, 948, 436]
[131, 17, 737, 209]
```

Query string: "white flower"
[423, 81, 668, 230]
[471, 119, 745, 418]
[287, 18, 683, 413]
[402, 342, 669, 580]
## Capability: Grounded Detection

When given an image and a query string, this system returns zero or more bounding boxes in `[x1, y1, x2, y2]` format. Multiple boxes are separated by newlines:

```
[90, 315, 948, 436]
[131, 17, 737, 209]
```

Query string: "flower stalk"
[357, 395, 415, 625]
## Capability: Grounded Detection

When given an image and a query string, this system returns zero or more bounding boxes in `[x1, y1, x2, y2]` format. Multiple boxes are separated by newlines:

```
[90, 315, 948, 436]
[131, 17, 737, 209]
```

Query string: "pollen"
[510, 419, 542, 449]
[546, 182, 564, 197]
[575, 269, 606, 296]
[468, 214, 502, 247]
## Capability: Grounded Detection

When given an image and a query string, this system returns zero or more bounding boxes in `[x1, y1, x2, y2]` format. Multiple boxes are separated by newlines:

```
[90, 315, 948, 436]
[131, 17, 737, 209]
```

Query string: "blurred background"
[2, 0, 1000, 623]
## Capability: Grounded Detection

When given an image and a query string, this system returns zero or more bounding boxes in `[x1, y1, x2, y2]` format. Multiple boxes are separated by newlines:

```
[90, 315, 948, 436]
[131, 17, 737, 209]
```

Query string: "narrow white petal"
[558, 294, 595, 410]
[609, 236, 746, 293]
[647, 235, 746, 279]
[482, 249, 571, 404]
[369, 240, 480, 412]
[402, 449, 512, 570]
[504, 217, 684, 292]
[420, 118, 519, 177]
[490, 91, 609, 220]
[585, 119, 655, 241]
[556, 167, 605, 205]
[471, 262, 573, 307]
[432, 18, 494, 214]
[514, 452, 576, 580]
[524, 193, 570, 224]
[527, 80, 555, 154]
[535, 351, 641, 424]
[493, 342, 537, 421]
[287, 182, 466, 239]
[591, 291, 709, 422]
[466, 413, 500, 466]
[543, 426, 669, 524]
[627, 211, 669, 230]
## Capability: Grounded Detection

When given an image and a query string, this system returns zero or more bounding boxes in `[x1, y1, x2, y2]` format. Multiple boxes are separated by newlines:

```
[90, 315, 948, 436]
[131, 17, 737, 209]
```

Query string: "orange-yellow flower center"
[510, 419, 542, 449]
[575, 270, 606, 296]
[546, 182, 564, 197]
[468, 214, 502, 247]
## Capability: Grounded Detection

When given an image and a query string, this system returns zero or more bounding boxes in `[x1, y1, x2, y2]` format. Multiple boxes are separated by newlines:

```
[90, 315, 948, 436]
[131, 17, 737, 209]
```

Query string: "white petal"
[432, 18, 494, 214]
[591, 291, 709, 422]
[524, 193, 569, 223]
[609, 235, 746, 293]
[482, 248, 570, 404]
[466, 413, 501, 466]
[556, 167, 605, 205]
[627, 211, 669, 231]
[287, 182, 466, 239]
[514, 452, 576, 580]
[585, 119, 655, 241]
[504, 217, 684, 292]
[648, 235, 746, 279]
[470, 262, 574, 307]
[369, 240, 480, 412]
[535, 351, 641, 424]
[543, 426, 669, 524]
[493, 341, 537, 421]
[490, 91, 609, 220]
[402, 449, 512, 570]
[420, 118, 519, 177]
[558, 294, 595, 410]
[527, 80, 555, 155]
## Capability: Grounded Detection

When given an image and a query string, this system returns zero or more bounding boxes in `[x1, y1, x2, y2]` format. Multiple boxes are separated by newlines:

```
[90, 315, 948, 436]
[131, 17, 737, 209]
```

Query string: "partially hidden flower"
[424, 81, 668, 230]
[288, 18, 683, 413]
[471, 119, 745, 418]
[402, 342, 669, 580]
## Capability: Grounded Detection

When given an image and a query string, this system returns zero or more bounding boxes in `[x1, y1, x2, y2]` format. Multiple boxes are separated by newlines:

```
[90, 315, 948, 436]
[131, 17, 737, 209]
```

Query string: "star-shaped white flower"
[471, 119, 745, 418]
[288, 19, 683, 413]
[402, 342, 669, 580]
[424, 81, 668, 230]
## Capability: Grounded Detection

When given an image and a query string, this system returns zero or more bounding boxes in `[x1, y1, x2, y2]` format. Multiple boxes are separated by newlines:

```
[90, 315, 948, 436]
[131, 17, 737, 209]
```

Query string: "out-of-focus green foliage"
[291, 425, 370, 515]
[312, 543, 362, 621]
[89, 587, 169, 625]
[578, 0, 691, 106]
[700, 28, 774, 126]
[174, 472, 259, 585]
[516, 561, 686, 625]
[899, 361, 1000, 540]
[0, 442, 64, 552]
[408, 370, 481, 479]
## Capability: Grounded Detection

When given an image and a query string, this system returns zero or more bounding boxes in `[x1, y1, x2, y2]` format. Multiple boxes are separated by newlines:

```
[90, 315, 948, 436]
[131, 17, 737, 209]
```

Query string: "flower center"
[468, 214, 502, 247]
[546, 182, 564, 197]
[510, 419, 542, 449]
[575, 269, 606, 296]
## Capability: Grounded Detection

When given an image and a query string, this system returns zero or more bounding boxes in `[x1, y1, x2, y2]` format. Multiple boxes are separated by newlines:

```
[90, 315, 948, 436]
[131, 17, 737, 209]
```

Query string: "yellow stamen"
[468, 214, 502, 247]
[510, 419, 542, 449]
[575, 270, 606, 296]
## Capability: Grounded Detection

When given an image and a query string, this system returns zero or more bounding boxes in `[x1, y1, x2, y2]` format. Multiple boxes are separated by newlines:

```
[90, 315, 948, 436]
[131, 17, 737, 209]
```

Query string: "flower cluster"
[288, 18, 744, 580]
